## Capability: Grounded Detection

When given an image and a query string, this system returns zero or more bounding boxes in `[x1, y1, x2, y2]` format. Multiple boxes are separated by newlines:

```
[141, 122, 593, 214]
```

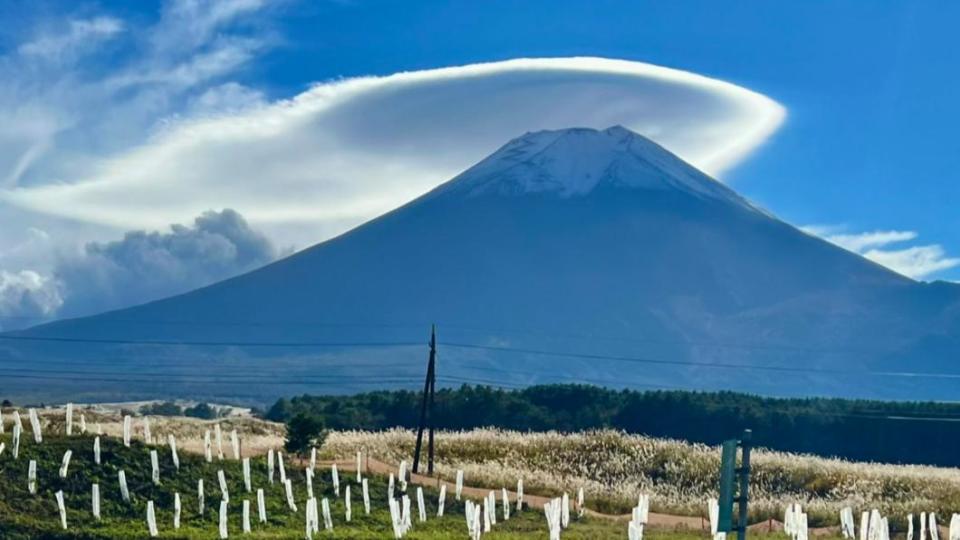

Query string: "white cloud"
[804, 226, 960, 280]
[0, 57, 786, 248]
[54, 209, 279, 318]
[862, 245, 960, 280]
[0, 270, 63, 329]
[18, 16, 124, 60]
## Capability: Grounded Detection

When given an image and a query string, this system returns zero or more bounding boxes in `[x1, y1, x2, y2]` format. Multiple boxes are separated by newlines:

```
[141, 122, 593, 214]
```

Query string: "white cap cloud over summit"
[1, 57, 786, 246]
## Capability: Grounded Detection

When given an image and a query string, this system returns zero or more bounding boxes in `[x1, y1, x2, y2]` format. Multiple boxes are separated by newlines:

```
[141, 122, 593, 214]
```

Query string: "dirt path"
[299, 455, 846, 535]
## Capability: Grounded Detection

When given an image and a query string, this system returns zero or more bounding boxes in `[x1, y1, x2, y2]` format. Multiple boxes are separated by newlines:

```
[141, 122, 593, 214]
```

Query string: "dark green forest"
[265, 384, 960, 467]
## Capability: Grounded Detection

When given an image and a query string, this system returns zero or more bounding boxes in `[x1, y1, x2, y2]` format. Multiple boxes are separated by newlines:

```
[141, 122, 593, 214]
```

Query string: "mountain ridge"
[4, 126, 959, 403]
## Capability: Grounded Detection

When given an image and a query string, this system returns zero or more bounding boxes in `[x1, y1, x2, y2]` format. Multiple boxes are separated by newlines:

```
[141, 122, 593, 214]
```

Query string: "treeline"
[265, 384, 960, 467]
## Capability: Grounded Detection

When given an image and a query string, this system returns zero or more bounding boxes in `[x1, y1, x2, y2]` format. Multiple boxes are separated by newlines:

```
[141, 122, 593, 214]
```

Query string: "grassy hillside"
[0, 430, 635, 539]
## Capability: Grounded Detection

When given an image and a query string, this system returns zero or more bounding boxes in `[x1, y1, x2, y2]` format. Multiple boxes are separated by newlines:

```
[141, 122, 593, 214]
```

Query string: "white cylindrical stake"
[489, 491, 497, 525]
[0, 408, 4, 434]
[147, 500, 158, 537]
[13, 409, 23, 431]
[561, 492, 570, 528]
[215, 423, 224, 460]
[242, 457, 251, 492]
[198, 479, 205, 515]
[243, 499, 251, 533]
[517, 478, 524, 511]
[278, 451, 286, 484]
[398, 460, 407, 492]
[59, 449, 72, 478]
[438, 484, 446, 517]
[56, 490, 67, 529]
[332, 463, 340, 496]
[94, 436, 101, 465]
[345, 485, 352, 522]
[267, 449, 275, 484]
[576, 487, 584, 518]
[257, 488, 267, 523]
[456, 470, 464, 501]
[362, 478, 370, 515]
[169, 434, 180, 470]
[388, 473, 395, 500]
[218, 469, 229, 502]
[219, 500, 229, 539]
[174, 492, 182, 529]
[65, 403, 73, 436]
[231, 429, 240, 460]
[151, 450, 160, 485]
[0, 442, 4, 456]
[204, 430, 213, 463]
[322, 497, 333, 530]
[357, 450, 362, 482]
[143, 416, 152, 444]
[284, 479, 297, 512]
[80, 413, 86, 434]
[310, 447, 317, 471]
[12, 423, 21, 459]
[122, 415, 131, 447]
[28, 459, 37, 494]
[503, 487, 511, 520]
[306, 467, 314, 499]
[28, 408, 42, 443]
[119, 470, 130, 503]
[92, 483, 101, 520]
[417, 486, 426, 522]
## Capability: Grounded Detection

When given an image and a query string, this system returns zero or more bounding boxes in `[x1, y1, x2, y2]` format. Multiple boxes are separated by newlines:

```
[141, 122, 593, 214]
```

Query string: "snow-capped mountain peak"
[438, 125, 754, 210]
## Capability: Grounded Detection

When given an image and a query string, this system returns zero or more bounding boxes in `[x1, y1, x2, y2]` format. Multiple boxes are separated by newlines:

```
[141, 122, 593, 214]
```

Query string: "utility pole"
[412, 325, 437, 474]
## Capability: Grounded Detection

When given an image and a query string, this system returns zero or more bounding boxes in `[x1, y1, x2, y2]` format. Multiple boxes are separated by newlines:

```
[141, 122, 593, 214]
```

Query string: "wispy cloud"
[18, 16, 124, 60]
[803, 226, 959, 280]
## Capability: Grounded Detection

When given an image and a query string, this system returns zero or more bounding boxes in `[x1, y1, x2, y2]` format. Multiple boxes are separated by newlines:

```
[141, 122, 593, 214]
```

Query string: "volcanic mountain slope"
[6, 126, 960, 402]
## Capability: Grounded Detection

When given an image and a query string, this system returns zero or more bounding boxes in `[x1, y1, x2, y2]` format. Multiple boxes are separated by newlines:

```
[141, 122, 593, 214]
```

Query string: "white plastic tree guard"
[198, 479, 205, 516]
[174, 492, 182, 529]
[218, 500, 229, 539]
[455, 470, 464, 501]
[28, 408, 42, 443]
[218, 469, 229, 503]
[122, 415, 131, 447]
[59, 449, 72, 478]
[257, 488, 267, 523]
[94, 436, 101, 465]
[346, 485, 353, 522]
[92, 483, 101, 520]
[118, 470, 131, 503]
[146, 500, 158, 537]
[332, 463, 341, 496]
[169, 434, 180, 470]
[55, 490, 67, 530]
[27, 459, 36, 494]
[267, 449, 275, 484]
[362, 478, 371, 515]
[437, 484, 447, 517]
[151, 450, 160, 485]
[242, 457, 251, 492]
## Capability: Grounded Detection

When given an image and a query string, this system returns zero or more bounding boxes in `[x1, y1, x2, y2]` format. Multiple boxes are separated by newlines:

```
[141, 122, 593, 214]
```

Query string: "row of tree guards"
[409, 325, 754, 538]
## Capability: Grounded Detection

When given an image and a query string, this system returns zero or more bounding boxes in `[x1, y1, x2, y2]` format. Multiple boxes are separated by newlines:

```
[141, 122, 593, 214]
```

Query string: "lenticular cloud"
[0, 57, 785, 247]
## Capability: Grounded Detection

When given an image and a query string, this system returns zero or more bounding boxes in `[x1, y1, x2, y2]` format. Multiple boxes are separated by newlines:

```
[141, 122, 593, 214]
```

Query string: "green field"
[0, 431, 649, 539]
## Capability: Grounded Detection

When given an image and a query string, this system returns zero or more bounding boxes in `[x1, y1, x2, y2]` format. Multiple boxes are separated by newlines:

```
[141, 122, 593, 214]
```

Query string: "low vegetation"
[323, 428, 960, 528]
[266, 384, 960, 467]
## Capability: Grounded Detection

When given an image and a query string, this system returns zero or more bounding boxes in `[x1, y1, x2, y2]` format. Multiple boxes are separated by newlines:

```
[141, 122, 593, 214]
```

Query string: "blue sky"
[0, 0, 958, 325]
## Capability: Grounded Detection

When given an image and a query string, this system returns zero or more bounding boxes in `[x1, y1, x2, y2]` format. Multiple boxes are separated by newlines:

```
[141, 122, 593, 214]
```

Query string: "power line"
[0, 334, 423, 348]
[443, 342, 960, 381]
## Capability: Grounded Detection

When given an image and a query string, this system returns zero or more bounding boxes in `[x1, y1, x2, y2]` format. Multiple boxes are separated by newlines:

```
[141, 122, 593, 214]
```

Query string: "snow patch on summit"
[439, 126, 757, 211]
